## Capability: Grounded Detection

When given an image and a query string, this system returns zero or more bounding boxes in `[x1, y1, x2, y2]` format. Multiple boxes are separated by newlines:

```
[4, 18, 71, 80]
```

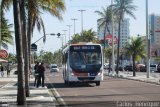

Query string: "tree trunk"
[132, 55, 136, 76]
[27, 5, 33, 76]
[116, 20, 121, 75]
[13, 0, 26, 105]
[108, 57, 111, 73]
[19, 0, 30, 97]
[103, 24, 107, 49]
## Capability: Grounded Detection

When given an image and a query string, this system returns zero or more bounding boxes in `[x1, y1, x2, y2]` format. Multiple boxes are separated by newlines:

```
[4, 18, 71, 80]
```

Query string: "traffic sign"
[0, 50, 8, 59]
[31, 43, 37, 51]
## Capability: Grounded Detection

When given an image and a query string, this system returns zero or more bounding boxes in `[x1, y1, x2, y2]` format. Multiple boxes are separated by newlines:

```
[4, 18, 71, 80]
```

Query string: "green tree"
[71, 29, 98, 44]
[95, 6, 112, 49]
[7, 53, 17, 63]
[124, 37, 146, 76]
[112, 0, 136, 74]
[2, 0, 66, 104]
[0, 12, 13, 49]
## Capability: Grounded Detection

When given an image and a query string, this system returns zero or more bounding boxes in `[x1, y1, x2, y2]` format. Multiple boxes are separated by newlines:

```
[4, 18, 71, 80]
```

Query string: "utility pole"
[111, 0, 115, 75]
[78, 9, 86, 35]
[146, 0, 150, 78]
[71, 18, 78, 35]
[67, 25, 72, 45]
[62, 30, 67, 46]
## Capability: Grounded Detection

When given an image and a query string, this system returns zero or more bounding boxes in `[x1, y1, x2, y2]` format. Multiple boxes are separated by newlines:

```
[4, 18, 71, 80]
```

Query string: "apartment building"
[97, 18, 130, 49]
[150, 14, 160, 57]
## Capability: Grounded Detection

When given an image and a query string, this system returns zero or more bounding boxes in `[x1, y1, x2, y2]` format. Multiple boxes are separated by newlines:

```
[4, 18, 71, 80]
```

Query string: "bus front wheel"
[96, 81, 100, 86]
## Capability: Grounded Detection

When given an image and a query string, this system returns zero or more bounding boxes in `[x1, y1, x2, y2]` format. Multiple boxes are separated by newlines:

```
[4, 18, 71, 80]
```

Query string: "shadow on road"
[46, 82, 95, 89]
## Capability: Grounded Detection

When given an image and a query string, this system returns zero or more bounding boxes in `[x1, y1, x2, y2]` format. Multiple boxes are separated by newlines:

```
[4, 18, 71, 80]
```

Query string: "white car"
[50, 64, 59, 72]
[150, 64, 158, 72]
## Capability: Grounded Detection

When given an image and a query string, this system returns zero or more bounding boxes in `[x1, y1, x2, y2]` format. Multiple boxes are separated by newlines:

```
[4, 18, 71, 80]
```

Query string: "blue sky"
[5, 0, 160, 54]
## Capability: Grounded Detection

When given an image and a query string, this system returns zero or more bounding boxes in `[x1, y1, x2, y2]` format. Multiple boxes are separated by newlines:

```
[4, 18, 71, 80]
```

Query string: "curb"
[105, 74, 160, 85]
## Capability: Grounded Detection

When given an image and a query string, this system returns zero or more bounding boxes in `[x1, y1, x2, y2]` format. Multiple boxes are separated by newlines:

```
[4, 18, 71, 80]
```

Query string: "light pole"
[71, 18, 78, 35]
[146, 0, 150, 78]
[62, 30, 67, 45]
[67, 25, 72, 44]
[33, 33, 55, 44]
[78, 9, 86, 35]
[111, 0, 115, 74]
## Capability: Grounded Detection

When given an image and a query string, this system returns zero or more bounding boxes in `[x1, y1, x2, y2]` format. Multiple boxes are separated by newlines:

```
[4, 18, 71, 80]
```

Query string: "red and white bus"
[62, 42, 104, 86]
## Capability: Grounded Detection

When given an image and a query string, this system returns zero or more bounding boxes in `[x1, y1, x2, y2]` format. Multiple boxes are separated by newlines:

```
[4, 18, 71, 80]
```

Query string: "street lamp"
[67, 25, 72, 44]
[33, 33, 56, 44]
[78, 9, 86, 35]
[111, 0, 115, 75]
[71, 18, 78, 35]
[62, 30, 67, 45]
[146, 0, 150, 78]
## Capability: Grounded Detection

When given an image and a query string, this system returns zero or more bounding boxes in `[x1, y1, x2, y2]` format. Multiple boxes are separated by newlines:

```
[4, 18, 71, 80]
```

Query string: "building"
[150, 14, 160, 57]
[97, 18, 130, 49]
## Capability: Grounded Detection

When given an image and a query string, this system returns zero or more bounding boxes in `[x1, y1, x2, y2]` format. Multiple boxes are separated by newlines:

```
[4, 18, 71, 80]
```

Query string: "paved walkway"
[104, 71, 160, 85]
[0, 69, 55, 107]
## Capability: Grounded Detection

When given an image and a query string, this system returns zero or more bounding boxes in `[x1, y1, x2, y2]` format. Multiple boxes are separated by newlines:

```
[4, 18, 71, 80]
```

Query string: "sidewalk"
[104, 71, 160, 85]
[0, 69, 56, 107]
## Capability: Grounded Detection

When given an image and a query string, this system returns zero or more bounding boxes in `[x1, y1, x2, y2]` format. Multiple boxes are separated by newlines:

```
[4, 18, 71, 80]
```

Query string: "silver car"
[50, 64, 59, 72]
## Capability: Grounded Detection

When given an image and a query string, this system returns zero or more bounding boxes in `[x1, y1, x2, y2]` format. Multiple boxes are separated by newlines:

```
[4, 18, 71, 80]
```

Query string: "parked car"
[107, 64, 124, 71]
[124, 65, 133, 71]
[150, 64, 158, 72]
[139, 64, 158, 72]
[136, 64, 145, 72]
[157, 63, 160, 72]
[104, 63, 109, 70]
[50, 64, 59, 72]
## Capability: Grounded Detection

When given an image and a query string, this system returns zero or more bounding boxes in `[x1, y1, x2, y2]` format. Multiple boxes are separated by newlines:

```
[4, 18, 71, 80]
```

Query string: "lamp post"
[33, 33, 55, 44]
[78, 9, 86, 35]
[67, 25, 72, 44]
[71, 18, 78, 35]
[62, 30, 67, 45]
[146, 0, 150, 78]
[111, 0, 115, 75]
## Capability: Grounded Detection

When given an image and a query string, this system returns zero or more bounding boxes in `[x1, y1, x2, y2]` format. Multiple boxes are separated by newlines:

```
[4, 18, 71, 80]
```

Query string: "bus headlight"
[71, 72, 74, 76]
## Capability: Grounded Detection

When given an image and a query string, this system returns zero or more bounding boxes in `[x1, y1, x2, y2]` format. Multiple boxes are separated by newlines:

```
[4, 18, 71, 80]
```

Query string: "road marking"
[48, 82, 68, 107]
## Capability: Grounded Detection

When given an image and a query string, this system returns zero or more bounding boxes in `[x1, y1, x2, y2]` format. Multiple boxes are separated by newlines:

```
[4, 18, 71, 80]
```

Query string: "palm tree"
[124, 37, 146, 76]
[112, 0, 136, 74]
[26, 0, 65, 85]
[2, 0, 66, 103]
[95, 6, 112, 49]
[0, 11, 13, 49]
[13, 0, 26, 105]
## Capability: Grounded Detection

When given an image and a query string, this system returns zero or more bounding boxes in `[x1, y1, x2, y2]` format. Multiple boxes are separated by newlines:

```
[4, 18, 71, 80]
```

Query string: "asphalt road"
[45, 69, 160, 107]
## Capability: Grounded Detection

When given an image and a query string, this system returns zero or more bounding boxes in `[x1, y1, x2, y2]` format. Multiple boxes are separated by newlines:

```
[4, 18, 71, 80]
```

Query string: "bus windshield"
[69, 45, 102, 72]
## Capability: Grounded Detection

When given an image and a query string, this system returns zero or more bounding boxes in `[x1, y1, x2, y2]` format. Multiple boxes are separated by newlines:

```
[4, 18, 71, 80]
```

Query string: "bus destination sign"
[73, 46, 95, 50]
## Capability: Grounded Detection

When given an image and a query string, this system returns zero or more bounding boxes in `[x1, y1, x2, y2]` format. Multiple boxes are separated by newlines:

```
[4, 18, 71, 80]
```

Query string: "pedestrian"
[0, 64, 4, 77]
[7, 63, 11, 77]
[34, 62, 39, 87]
[37, 62, 45, 88]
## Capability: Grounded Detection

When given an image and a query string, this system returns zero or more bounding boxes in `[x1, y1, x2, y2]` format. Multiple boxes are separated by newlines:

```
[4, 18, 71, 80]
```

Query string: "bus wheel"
[96, 81, 100, 86]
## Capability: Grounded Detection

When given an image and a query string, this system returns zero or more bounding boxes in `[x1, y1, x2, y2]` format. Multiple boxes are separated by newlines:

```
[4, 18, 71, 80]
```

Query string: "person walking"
[34, 62, 39, 86]
[37, 62, 45, 88]
[0, 64, 4, 77]
[7, 63, 11, 77]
